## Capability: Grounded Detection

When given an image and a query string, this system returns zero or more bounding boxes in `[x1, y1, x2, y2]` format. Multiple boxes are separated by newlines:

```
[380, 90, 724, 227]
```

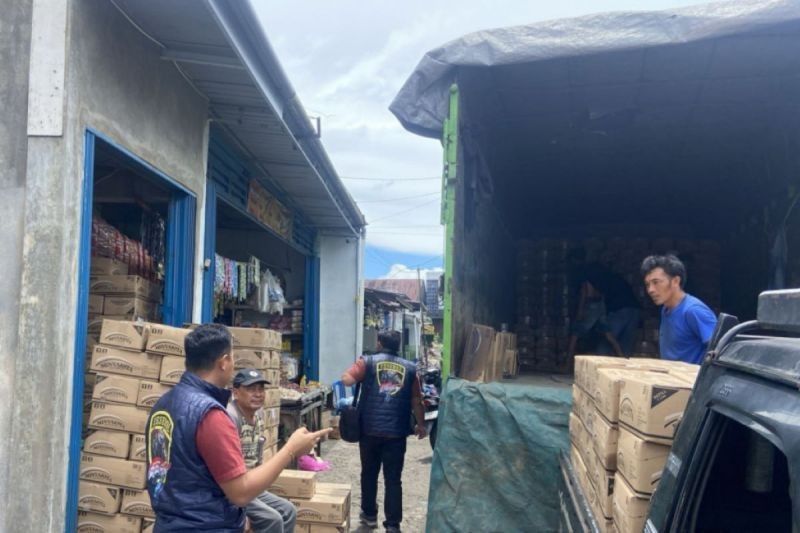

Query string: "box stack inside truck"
[569, 355, 699, 533]
[269, 471, 352, 533]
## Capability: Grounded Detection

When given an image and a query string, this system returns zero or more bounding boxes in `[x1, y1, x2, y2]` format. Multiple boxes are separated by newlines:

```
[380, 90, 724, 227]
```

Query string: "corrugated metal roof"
[365, 279, 424, 304]
[112, 0, 365, 234]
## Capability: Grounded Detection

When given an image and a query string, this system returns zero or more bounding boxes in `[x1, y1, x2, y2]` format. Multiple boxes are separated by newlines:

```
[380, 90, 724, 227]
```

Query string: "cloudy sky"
[254, 0, 704, 278]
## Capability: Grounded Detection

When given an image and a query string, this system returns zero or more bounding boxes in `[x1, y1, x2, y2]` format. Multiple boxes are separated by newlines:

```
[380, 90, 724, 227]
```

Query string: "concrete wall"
[318, 233, 364, 384]
[0, 0, 31, 518]
[3, 1, 209, 530]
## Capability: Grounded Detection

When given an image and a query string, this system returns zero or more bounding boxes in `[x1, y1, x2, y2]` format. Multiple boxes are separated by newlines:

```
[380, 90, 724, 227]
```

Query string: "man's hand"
[285, 427, 333, 457]
[415, 425, 428, 440]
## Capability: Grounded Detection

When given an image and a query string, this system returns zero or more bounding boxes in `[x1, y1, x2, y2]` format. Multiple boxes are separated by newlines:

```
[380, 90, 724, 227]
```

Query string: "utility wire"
[368, 198, 440, 224]
[358, 191, 439, 203]
[342, 176, 440, 182]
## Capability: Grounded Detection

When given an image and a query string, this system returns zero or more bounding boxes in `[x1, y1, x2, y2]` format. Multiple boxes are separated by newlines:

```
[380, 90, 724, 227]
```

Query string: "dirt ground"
[316, 436, 432, 533]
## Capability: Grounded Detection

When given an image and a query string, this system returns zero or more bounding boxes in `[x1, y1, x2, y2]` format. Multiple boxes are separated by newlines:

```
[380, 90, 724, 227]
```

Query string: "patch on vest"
[147, 410, 174, 501]
[376, 361, 406, 396]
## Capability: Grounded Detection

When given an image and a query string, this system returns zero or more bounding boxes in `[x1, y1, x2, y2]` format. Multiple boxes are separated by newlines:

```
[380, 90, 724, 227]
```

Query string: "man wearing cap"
[228, 368, 296, 533]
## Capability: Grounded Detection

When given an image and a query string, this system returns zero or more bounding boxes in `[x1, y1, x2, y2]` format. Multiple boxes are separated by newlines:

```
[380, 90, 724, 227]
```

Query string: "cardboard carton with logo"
[616, 427, 671, 495]
[234, 349, 266, 369]
[137, 380, 172, 408]
[92, 373, 141, 405]
[229, 326, 281, 350]
[79, 453, 147, 489]
[129, 434, 147, 462]
[91, 257, 129, 276]
[78, 481, 122, 515]
[77, 511, 142, 533]
[292, 493, 349, 525]
[574, 355, 631, 396]
[103, 297, 160, 320]
[568, 412, 593, 465]
[98, 320, 148, 351]
[91, 345, 161, 380]
[268, 350, 282, 369]
[120, 488, 154, 518]
[146, 324, 189, 356]
[264, 369, 281, 387]
[612, 473, 651, 533]
[88, 314, 107, 337]
[297, 519, 349, 533]
[159, 355, 186, 384]
[571, 385, 594, 429]
[142, 519, 155, 533]
[594, 368, 649, 423]
[586, 447, 615, 519]
[619, 372, 692, 440]
[459, 324, 496, 382]
[592, 407, 619, 470]
[90, 275, 161, 301]
[269, 470, 317, 499]
[88, 401, 149, 434]
[89, 294, 105, 315]
[84, 430, 131, 459]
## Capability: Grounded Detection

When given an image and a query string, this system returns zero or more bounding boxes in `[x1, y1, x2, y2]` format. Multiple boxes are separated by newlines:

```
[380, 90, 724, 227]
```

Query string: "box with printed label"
[142, 519, 155, 533]
[234, 349, 266, 369]
[98, 320, 148, 351]
[103, 297, 160, 320]
[146, 324, 190, 356]
[120, 488, 154, 518]
[91, 257, 130, 276]
[91, 345, 162, 380]
[573, 355, 631, 396]
[594, 368, 652, 423]
[570, 445, 595, 518]
[616, 427, 670, 495]
[297, 519, 350, 533]
[571, 384, 594, 430]
[586, 447, 615, 519]
[269, 470, 317, 499]
[619, 372, 693, 440]
[592, 406, 619, 470]
[159, 355, 185, 384]
[84, 430, 131, 459]
[90, 275, 160, 301]
[77, 511, 142, 533]
[315, 482, 352, 510]
[229, 326, 281, 350]
[88, 314, 106, 336]
[78, 481, 123, 515]
[129, 434, 147, 462]
[79, 453, 147, 489]
[137, 380, 172, 408]
[612, 473, 651, 533]
[264, 369, 281, 387]
[88, 401, 149, 434]
[89, 294, 105, 314]
[292, 493, 349, 525]
[568, 412, 593, 465]
[92, 373, 141, 404]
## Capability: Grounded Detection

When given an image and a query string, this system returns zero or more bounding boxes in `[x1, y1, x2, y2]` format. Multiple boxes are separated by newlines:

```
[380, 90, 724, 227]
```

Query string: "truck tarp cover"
[390, 0, 800, 138]
[427, 378, 571, 532]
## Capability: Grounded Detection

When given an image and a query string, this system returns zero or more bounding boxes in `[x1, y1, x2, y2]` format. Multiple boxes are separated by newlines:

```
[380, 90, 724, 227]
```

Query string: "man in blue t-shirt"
[641, 254, 718, 364]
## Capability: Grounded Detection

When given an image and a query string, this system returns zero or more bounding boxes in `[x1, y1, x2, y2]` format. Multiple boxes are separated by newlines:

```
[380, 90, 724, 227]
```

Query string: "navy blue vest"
[360, 353, 416, 438]
[146, 372, 245, 532]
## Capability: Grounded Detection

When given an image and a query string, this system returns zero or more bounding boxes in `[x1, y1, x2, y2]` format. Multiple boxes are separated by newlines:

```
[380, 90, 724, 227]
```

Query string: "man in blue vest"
[146, 324, 329, 532]
[342, 331, 426, 533]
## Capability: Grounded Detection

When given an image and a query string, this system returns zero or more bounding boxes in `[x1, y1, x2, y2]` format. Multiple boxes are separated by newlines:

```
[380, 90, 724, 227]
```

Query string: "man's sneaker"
[385, 527, 402, 533]
[360, 512, 378, 528]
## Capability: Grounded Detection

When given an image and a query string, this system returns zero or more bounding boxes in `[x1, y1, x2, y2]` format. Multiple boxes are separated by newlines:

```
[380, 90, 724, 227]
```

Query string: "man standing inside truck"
[228, 368, 296, 533]
[641, 254, 718, 364]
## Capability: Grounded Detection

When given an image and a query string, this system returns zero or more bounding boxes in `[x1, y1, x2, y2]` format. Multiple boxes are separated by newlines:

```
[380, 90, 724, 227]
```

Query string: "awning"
[112, 0, 365, 235]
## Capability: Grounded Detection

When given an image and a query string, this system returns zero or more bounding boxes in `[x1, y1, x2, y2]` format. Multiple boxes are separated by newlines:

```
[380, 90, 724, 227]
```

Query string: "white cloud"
[381, 264, 444, 280]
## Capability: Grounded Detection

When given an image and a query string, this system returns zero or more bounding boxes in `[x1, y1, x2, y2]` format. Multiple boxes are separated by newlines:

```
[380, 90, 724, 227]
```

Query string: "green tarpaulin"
[426, 378, 572, 532]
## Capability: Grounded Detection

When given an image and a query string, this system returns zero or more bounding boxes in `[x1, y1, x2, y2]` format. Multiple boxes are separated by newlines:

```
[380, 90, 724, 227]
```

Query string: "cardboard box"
[159, 355, 185, 384]
[268, 350, 282, 369]
[229, 326, 281, 350]
[297, 519, 349, 533]
[234, 349, 266, 369]
[594, 368, 646, 423]
[264, 425, 279, 446]
[91, 345, 161, 380]
[137, 380, 172, 408]
[570, 445, 597, 521]
[320, 410, 332, 430]
[129, 434, 147, 462]
[92, 373, 141, 404]
[568, 412, 593, 465]
[77, 511, 142, 533]
[98, 320, 148, 351]
[89, 294, 105, 315]
[459, 324, 496, 382]
[264, 388, 282, 408]
[146, 324, 189, 356]
[574, 355, 631, 397]
[90, 275, 160, 301]
[88, 401, 149, 434]
[593, 407, 619, 470]
[142, 519, 155, 533]
[619, 372, 692, 440]
[78, 481, 122, 515]
[616, 427, 670, 495]
[586, 447, 615, 519]
[269, 470, 317, 499]
[88, 314, 106, 336]
[79, 453, 147, 489]
[91, 257, 129, 276]
[84, 430, 131, 459]
[264, 369, 281, 387]
[613, 473, 651, 533]
[120, 488, 154, 518]
[103, 297, 160, 320]
[263, 406, 280, 427]
[571, 384, 595, 430]
[292, 493, 349, 525]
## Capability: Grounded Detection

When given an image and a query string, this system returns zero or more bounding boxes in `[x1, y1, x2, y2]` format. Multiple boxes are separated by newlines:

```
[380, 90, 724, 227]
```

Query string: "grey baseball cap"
[233, 368, 269, 387]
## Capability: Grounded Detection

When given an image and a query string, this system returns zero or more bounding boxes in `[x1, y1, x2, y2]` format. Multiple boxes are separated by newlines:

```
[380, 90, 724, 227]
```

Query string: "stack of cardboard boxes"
[270, 471, 352, 532]
[569, 355, 699, 533]
[230, 326, 283, 461]
[459, 324, 518, 382]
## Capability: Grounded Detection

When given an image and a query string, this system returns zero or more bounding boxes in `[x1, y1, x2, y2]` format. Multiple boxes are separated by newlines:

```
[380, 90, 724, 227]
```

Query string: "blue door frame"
[65, 130, 197, 532]
[201, 181, 217, 323]
[304, 255, 321, 381]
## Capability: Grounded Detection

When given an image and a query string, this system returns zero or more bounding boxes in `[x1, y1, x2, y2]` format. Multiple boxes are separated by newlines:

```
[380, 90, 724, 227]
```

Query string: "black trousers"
[359, 435, 407, 528]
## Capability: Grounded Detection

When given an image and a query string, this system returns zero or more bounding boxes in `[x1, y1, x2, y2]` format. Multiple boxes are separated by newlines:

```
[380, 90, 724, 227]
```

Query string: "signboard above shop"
[247, 179, 293, 240]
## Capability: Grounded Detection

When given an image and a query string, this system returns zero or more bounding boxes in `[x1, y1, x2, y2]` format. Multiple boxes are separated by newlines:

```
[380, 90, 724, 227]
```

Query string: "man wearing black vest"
[146, 324, 329, 532]
[342, 331, 426, 533]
